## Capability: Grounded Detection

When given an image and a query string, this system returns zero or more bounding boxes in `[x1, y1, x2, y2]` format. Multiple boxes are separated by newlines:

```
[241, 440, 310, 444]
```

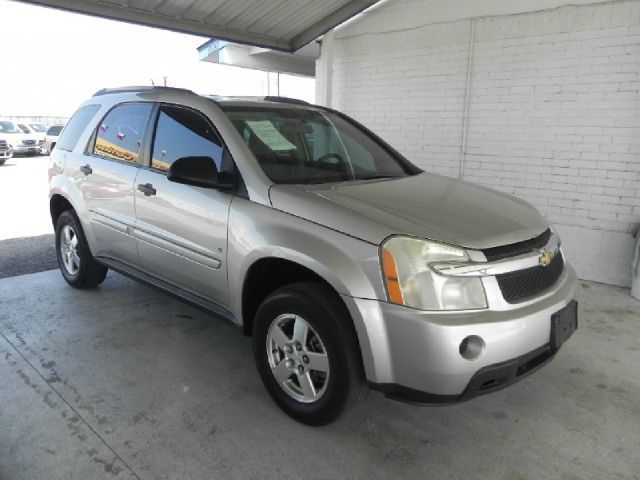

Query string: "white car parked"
[44, 125, 64, 154]
[17, 123, 46, 153]
[0, 120, 43, 156]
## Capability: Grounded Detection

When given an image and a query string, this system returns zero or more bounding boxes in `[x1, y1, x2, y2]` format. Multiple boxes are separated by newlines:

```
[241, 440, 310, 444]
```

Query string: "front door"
[133, 104, 232, 306]
[80, 103, 153, 264]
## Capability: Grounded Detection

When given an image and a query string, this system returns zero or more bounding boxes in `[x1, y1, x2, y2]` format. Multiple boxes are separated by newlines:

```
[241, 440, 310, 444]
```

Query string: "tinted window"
[223, 107, 415, 185]
[30, 123, 47, 132]
[56, 105, 100, 152]
[0, 121, 21, 134]
[151, 105, 224, 173]
[47, 126, 63, 135]
[93, 103, 152, 164]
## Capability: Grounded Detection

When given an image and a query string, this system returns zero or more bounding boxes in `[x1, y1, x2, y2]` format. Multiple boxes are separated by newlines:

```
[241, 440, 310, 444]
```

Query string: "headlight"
[381, 236, 487, 311]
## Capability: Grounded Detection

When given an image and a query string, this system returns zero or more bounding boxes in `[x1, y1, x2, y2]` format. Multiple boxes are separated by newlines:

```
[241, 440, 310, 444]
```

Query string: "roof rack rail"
[92, 86, 195, 97]
[263, 96, 310, 106]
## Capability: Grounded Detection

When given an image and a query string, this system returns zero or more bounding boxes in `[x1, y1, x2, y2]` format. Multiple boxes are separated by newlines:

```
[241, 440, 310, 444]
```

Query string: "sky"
[0, 0, 315, 117]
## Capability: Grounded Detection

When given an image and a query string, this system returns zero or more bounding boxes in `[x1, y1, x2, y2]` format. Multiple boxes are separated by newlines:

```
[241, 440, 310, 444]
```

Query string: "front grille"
[22, 139, 36, 146]
[496, 251, 564, 303]
[482, 229, 551, 261]
[0, 140, 7, 149]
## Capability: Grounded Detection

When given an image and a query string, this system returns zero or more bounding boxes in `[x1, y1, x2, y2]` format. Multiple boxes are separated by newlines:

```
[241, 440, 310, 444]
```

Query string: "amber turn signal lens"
[382, 249, 404, 305]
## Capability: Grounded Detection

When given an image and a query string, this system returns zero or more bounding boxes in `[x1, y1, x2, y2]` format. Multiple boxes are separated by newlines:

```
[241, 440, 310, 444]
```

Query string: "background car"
[0, 119, 43, 156]
[0, 135, 12, 165]
[44, 125, 64, 154]
[17, 122, 47, 153]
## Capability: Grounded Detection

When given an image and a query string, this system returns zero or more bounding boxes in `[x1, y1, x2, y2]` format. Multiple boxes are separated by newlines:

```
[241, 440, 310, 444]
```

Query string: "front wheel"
[253, 282, 364, 425]
[55, 210, 108, 288]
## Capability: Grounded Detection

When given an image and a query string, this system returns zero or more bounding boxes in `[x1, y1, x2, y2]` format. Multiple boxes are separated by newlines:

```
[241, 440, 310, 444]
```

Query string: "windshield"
[0, 121, 21, 134]
[223, 106, 418, 185]
[30, 123, 47, 132]
[18, 124, 32, 133]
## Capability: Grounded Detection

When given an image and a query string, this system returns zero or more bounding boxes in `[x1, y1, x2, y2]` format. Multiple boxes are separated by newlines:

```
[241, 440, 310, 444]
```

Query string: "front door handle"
[137, 183, 156, 196]
[79, 164, 92, 175]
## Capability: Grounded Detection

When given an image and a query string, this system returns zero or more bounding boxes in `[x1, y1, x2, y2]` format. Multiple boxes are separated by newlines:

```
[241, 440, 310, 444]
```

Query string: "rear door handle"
[137, 183, 156, 196]
[79, 164, 92, 175]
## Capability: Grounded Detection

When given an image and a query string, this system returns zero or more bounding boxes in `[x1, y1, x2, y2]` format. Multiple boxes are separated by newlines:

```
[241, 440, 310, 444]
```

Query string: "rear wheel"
[55, 210, 107, 288]
[253, 281, 364, 425]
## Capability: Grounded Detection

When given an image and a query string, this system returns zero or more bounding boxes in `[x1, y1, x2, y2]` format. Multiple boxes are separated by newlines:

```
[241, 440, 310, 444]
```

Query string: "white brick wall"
[330, 20, 472, 178]
[318, 0, 640, 287]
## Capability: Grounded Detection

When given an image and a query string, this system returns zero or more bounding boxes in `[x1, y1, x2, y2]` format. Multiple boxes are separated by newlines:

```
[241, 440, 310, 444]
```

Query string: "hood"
[0, 132, 32, 143]
[268, 172, 549, 249]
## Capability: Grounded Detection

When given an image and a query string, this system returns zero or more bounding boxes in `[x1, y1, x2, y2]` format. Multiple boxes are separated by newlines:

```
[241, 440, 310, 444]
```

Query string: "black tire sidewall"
[55, 211, 92, 287]
[253, 285, 355, 426]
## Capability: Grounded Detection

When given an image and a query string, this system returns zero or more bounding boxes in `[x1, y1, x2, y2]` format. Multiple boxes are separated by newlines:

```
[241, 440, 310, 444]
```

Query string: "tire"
[55, 210, 108, 288]
[0, 159, 5, 166]
[253, 281, 365, 426]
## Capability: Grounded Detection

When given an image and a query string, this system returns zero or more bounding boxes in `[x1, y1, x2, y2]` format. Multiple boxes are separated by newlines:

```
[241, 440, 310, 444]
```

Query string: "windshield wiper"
[355, 173, 403, 181]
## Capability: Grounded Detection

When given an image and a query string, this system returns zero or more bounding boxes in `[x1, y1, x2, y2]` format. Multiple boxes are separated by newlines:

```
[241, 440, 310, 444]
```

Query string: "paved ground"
[1, 270, 638, 480]
[0, 234, 56, 279]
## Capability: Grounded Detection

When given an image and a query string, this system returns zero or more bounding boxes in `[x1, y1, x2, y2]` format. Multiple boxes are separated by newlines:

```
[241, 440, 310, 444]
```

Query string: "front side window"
[56, 104, 99, 152]
[151, 105, 224, 173]
[93, 103, 152, 164]
[223, 106, 416, 184]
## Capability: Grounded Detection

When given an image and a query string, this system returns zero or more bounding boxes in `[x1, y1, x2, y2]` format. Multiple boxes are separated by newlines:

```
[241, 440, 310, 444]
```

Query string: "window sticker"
[95, 136, 138, 163]
[246, 120, 296, 151]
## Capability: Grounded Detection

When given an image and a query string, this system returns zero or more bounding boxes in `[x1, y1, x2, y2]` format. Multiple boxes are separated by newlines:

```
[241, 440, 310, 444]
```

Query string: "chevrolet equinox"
[48, 86, 578, 425]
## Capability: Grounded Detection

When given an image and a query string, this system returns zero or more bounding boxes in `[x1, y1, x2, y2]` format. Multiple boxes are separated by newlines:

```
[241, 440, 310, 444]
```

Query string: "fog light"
[459, 335, 485, 360]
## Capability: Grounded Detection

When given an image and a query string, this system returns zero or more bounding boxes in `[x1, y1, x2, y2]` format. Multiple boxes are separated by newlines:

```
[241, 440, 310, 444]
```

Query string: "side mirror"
[167, 156, 233, 190]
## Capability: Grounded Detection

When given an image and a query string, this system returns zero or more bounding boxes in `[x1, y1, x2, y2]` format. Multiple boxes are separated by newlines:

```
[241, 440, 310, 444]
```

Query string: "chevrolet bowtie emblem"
[539, 250, 555, 267]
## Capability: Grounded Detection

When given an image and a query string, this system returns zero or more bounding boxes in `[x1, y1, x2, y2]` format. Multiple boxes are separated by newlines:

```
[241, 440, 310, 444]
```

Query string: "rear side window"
[93, 103, 152, 164]
[56, 104, 99, 152]
[151, 105, 224, 173]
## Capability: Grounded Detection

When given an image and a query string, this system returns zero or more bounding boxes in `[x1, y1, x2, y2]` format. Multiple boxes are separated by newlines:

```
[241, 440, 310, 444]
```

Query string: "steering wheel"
[315, 153, 347, 172]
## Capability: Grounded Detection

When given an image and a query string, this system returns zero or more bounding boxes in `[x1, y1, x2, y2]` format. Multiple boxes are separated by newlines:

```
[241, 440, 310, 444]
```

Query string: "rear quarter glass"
[56, 105, 100, 151]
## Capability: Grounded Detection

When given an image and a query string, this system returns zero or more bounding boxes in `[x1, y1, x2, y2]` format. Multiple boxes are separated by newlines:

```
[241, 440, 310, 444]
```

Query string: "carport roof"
[21, 0, 379, 52]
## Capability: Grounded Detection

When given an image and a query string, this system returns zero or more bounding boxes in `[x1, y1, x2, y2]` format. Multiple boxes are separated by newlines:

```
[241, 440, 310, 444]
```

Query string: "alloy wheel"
[60, 224, 80, 275]
[266, 313, 330, 403]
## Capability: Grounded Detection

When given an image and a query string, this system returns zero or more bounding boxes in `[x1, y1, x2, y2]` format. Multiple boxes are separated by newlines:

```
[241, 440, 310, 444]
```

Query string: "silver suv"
[49, 86, 579, 425]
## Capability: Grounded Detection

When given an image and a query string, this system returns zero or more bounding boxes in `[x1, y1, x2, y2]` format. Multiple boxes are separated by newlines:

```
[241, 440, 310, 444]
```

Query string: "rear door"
[80, 102, 153, 264]
[133, 104, 233, 306]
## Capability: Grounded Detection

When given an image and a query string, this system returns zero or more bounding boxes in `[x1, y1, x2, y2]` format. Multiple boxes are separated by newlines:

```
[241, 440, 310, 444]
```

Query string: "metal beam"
[20, 0, 293, 51]
[290, 0, 378, 51]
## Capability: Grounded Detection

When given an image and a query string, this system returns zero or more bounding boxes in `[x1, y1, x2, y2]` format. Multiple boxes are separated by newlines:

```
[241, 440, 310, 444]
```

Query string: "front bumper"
[13, 145, 43, 155]
[343, 263, 579, 401]
[0, 149, 12, 159]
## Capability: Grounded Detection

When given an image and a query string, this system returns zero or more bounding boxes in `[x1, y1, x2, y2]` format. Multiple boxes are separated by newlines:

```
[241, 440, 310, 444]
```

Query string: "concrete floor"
[1, 270, 639, 480]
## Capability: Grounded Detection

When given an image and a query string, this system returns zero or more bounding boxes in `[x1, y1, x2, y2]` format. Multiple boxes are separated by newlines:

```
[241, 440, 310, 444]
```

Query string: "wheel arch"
[241, 257, 337, 337]
[241, 256, 370, 391]
[50, 193, 75, 227]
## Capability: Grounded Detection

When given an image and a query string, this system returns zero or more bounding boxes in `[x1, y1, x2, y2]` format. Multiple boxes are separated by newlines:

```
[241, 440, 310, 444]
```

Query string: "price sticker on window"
[246, 120, 296, 151]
